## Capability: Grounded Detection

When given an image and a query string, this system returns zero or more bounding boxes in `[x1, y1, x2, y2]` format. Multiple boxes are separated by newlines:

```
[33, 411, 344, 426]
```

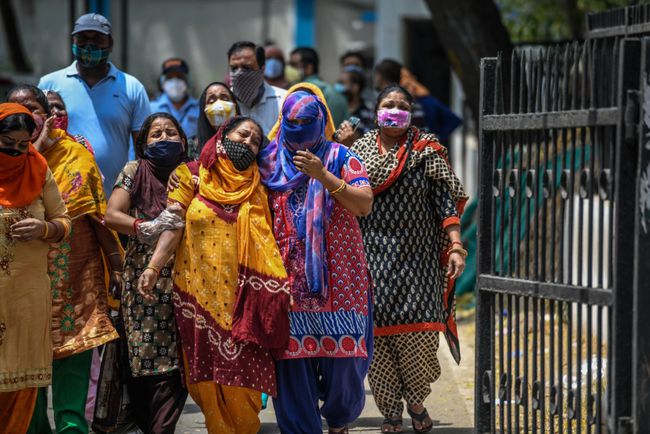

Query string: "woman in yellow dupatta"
[138, 116, 290, 434]
[7, 85, 121, 434]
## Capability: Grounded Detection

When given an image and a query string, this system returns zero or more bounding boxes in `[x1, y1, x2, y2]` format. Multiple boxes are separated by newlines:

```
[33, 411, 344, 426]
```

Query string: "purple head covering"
[258, 91, 346, 303]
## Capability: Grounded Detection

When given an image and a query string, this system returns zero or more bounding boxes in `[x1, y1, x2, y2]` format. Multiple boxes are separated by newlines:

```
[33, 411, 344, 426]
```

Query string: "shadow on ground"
[259, 417, 473, 433]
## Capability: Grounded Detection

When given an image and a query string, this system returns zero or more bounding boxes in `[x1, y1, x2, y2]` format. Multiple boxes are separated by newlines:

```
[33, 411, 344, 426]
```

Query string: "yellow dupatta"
[198, 148, 288, 287]
[42, 129, 107, 219]
[42, 128, 124, 309]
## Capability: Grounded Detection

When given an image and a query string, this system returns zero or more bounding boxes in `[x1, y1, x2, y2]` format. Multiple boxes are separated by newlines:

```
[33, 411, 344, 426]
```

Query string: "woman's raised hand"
[293, 150, 327, 180]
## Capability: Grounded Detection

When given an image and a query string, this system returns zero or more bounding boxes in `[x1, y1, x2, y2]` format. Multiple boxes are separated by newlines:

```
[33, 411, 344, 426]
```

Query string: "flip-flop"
[328, 426, 348, 434]
[407, 407, 433, 433]
[381, 417, 403, 432]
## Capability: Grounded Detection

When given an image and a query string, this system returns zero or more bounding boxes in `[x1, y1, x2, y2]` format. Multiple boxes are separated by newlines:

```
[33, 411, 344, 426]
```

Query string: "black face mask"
[0, 148, 23, 157]
[222, 137, 256, 171]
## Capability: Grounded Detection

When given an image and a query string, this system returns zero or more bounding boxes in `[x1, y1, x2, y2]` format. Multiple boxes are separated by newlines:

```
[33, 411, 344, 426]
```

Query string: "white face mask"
[204, 99, 236, 129]
[163, 78, 188, 103]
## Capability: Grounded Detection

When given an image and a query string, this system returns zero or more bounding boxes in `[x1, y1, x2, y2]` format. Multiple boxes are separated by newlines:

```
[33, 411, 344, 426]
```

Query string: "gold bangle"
[329, 180, 347, 195]
[42, 222, 49, 240]
[145, 265, 160, 275]
[449, 247, 468, 259]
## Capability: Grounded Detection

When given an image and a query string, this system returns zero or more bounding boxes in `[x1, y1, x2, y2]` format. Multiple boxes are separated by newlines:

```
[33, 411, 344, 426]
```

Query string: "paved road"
[176, 317, 476, 433]
[47, 317, 476, 433]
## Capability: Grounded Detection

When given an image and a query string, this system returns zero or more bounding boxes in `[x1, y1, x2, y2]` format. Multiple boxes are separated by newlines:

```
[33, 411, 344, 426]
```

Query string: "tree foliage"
[497, 0, 632, 42]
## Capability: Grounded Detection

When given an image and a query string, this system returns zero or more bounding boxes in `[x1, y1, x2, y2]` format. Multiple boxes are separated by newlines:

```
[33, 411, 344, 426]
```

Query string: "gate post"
[475, 57, 498, 434]
[632, 37, 650, 434]
[611, 37, 641, 433]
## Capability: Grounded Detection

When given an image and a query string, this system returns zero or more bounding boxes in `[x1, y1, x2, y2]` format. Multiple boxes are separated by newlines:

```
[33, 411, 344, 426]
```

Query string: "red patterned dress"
[269, 151, 372, 360]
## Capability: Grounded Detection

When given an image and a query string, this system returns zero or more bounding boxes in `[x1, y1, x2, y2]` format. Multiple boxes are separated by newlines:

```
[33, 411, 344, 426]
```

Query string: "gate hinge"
[618, 416, 634, 434]
[626, 90, 640, 141]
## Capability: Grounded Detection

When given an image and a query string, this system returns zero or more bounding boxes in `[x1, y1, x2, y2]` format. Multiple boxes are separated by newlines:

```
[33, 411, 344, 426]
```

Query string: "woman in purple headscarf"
[258, 84, 373, 434]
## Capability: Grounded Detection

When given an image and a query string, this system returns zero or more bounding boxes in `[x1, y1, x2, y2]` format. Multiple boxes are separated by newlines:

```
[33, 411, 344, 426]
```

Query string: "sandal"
[407, 406, 433, 433]
[328, 426, 348, 434]
[381, 417, 403, 432]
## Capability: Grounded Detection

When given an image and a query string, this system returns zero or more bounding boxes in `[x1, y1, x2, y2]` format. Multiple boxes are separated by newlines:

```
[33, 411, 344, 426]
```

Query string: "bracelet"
[449, 247, 468, 259]
[329, 180, 347, 195]
[42, 222, 49, 240]
[108, 252, 121, 258]
[451, 241, 463, 248]
[145, 265, 160, 275]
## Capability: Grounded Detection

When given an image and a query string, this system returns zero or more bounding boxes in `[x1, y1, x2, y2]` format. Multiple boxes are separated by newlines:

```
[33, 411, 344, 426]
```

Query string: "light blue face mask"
[264, 58, 284, 79]
[333, 82, 346, 94]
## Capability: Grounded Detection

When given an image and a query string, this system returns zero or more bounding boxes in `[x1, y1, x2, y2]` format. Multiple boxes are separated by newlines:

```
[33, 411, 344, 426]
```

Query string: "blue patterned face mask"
[72, 43, 110, 67]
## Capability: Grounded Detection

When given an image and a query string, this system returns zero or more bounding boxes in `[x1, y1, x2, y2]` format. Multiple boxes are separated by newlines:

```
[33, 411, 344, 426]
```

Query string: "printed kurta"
[0, 170, 71, 391]
[270, 151, 372, 360]
[352, 127, 467, 363]
[359, 164, 459, 335]
[115, 161, 180, 376]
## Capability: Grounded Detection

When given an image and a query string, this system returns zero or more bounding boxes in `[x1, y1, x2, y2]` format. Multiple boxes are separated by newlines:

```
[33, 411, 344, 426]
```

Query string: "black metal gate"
[475, 5, 650, 433]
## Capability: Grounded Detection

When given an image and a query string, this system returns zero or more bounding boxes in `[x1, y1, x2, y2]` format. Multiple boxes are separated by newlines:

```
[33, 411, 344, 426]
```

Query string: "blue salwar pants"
[273, 356, 369, 433]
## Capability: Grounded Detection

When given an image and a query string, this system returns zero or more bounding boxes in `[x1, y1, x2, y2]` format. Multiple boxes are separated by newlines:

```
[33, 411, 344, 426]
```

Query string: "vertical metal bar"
[558, 299, 565, 434]
[476, 57, 498, 434]
[632, 35, 650, 434]
[597, 305, 603, 434]
[515, 294, 521, 433]
[507, 294, 513, 432]
[499, 293, 505, 433]
[524, 296, 530, 433]
[611, 37, 640, 431]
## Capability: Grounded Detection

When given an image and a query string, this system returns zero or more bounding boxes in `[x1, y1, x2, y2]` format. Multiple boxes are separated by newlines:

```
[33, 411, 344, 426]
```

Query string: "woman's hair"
[223, 116, 265, 147]
[135, 112, 188, 159]
[0, 113, 36, 136]
[6, 84, 50, 114]
[196, 81, 240, 150]
[374, 84, 415, 113]
[43, 89, 64, 103]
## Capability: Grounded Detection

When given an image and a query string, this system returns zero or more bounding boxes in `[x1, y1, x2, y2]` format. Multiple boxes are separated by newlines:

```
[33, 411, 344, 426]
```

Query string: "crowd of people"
[0, 12, 468, 434]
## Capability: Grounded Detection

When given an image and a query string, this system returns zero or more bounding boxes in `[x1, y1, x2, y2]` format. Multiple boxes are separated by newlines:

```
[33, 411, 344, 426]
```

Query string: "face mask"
[377, 108, 412, 129]
[284, 65, 302, 84]
[204, 100, 236, 129]
[72, 43, 110, 67]
[230, 69, 265, 107]
[283, 118, 323, 153]
[0, 148, 24, 157]
[144, 140, 184, 165]
[163, 78, 188, 103]
[31, 115, 46, 141]
[264, 58, 284, 80]
[333, 82, 346, 94]
[222, 137, 256, 171]
[53, 115, 68, 131]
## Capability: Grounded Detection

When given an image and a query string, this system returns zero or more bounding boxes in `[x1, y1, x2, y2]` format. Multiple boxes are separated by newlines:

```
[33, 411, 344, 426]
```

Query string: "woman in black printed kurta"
[351, 86, 468, 433]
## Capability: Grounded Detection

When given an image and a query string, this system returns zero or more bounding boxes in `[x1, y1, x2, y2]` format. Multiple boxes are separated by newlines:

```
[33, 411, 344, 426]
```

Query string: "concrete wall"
[0, 0, 375, 94]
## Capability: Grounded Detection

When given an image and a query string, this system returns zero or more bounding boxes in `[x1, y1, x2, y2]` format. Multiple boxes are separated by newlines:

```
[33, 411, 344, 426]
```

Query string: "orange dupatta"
[0, 103, 48, 208]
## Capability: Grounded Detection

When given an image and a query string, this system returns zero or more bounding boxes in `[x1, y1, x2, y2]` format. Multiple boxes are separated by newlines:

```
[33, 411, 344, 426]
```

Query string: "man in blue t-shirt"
[150, 58, 199, 140]
[39, 13, 150, 195]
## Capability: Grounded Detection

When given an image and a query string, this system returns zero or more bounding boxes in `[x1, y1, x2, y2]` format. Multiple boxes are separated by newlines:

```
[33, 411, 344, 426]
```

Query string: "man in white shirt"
[227, 41, 286, 135]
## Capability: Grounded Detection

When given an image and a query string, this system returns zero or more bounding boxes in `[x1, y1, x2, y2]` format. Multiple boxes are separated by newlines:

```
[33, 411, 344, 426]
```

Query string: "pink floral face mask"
[377, 108, 411, 128]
